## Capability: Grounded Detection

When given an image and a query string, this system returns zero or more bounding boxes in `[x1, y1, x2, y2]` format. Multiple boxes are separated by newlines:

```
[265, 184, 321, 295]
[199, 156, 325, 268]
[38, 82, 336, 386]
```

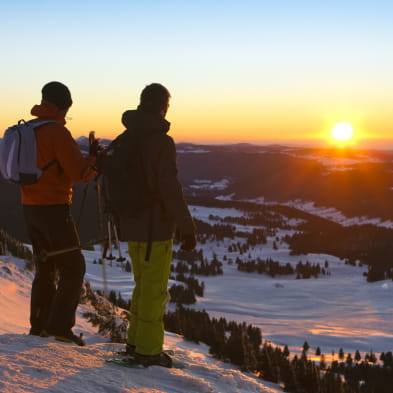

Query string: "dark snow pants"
[23, 204, 85, 335]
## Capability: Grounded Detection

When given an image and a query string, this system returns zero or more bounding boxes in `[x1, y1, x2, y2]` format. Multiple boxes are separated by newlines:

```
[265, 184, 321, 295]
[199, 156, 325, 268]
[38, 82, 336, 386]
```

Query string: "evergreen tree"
[320, 354, 326, 369]
[339, 347, 345, 361]
[346, 353, 353, 367]
[125, 261, 132, 272]
[223, 327, 245, 367]
[108, 290, 117, 304]
[382, 351, 393, 368]
[368, 350, 377, 363]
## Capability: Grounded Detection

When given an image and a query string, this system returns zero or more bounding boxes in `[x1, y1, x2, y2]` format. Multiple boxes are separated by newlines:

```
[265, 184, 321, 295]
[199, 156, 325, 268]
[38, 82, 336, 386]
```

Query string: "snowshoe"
[115, 344, 174, 358]
[106, 352, 186, 369]
[134, 352, 173, 368]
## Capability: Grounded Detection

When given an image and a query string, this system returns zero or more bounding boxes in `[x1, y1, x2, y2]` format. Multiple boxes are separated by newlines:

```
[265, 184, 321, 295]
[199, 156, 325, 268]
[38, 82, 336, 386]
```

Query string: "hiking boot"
[39, 329, 51, 337]
[117, 343, 136, 357]
[135, 352, 173, 368]
[125, 344, 136, 356]
[29, 328, 42, 336]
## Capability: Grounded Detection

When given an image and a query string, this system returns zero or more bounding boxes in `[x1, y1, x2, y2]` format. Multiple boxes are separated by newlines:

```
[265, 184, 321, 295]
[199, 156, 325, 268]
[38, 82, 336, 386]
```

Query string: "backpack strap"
[129, 129, 156, 262]
[22, 119, 58, 128]
[41, 159, 58, 172]
[28, 120, 60, 173]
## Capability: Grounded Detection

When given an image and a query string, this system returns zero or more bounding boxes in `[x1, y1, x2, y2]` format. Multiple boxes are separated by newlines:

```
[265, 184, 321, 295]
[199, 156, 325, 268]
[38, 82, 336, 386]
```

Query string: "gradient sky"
[1, 0, 393, 146]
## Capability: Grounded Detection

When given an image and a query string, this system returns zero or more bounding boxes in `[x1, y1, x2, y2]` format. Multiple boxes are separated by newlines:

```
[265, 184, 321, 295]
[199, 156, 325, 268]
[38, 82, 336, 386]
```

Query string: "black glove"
[88, 131, 105, 157]
[90, 139, 104, 157]
[180, 232, 197, 251]
[94, 148, 107, 173]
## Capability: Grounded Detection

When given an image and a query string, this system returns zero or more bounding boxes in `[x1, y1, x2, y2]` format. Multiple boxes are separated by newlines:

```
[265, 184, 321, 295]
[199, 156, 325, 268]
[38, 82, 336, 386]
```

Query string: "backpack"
[98, 128, 157, 219]
[0, 119, 57, 185]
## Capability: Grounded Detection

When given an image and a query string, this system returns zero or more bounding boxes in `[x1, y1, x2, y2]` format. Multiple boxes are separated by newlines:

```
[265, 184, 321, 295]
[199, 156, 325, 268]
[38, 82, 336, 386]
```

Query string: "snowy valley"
[1, 197, 393, 392]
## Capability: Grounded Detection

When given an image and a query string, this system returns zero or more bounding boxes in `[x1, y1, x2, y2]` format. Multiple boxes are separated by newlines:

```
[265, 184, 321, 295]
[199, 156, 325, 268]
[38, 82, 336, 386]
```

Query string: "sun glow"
[321, 111, 367, 148]
[331, 122, 354, 141]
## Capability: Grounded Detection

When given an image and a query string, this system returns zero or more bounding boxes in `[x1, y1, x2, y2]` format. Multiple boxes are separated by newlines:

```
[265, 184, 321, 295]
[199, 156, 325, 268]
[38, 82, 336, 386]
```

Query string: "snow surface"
[189, 179, 230, 191]
[0, 257, 281, 393]
[284, 200, 393, 229]
[177, 148, 210, 154]
[239, 197, 393, 229]
[284, 152, 383, 167]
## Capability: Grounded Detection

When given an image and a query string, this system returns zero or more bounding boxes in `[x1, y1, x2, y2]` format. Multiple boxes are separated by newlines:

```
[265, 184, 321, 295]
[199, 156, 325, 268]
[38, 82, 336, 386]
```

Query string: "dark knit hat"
[42, 81, 73, 110]
[139, 83, 170, 113]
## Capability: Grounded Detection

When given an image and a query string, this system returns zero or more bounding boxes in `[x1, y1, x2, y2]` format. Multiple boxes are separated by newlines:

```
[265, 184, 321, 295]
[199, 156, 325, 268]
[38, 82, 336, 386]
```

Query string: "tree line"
[164, 306, 393, 393]
[236, 257, 330, 279]
[286, 219, 393, 281]
[0, 228, 33, 268]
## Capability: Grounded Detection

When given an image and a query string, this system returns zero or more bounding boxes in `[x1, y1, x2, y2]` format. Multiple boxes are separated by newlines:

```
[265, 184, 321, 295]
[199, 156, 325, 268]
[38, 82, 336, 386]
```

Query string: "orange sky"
[1, 2, 393, 149]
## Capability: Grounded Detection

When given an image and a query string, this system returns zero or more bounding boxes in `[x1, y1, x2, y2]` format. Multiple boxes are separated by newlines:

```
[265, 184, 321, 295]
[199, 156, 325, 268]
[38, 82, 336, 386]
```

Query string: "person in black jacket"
[119, 83, 196, 367]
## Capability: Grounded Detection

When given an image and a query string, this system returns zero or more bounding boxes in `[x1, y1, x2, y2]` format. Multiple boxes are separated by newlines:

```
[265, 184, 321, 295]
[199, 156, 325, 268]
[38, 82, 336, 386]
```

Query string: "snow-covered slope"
[0, 257, 281, 393]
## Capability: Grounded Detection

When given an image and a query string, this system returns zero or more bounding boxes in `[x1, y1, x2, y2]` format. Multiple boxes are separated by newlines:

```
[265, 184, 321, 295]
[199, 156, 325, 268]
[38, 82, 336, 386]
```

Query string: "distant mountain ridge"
[1, 141, 393, 242]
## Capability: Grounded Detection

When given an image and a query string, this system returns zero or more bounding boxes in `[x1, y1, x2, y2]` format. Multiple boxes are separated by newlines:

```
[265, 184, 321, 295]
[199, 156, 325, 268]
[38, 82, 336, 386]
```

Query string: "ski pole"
[76, 181, 89, 229]
[34, 246, 81, 263]
[112, 219, 126, 263]
[76, 130, 97, 229]
[32, 236, 116, 264]
[107, 219, 116, 262]
[95, 176, 108, 297]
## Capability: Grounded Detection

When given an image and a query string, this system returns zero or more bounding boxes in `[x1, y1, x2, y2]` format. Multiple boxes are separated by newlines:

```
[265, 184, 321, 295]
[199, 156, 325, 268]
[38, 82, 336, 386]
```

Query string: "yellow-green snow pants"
[126, 239, 172, 355]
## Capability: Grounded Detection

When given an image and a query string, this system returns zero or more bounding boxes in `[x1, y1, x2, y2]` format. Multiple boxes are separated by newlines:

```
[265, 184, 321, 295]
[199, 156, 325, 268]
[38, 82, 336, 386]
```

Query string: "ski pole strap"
[34, 246, 81, 263]
[144, 208, 153, 262]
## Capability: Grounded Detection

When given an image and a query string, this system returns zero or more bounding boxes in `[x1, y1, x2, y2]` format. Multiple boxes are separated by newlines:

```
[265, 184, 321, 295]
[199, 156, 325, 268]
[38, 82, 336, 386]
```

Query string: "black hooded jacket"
[117, 109, 195, 242]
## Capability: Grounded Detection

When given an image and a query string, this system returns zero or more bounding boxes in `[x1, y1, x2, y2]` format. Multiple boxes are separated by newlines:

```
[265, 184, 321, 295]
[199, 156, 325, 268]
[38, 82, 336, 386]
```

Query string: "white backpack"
[0, 119, 57, 185]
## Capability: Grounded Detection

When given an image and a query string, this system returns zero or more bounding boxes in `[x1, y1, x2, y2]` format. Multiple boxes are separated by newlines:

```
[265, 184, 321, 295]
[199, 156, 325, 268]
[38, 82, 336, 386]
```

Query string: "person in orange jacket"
[22, 81, 95, 345]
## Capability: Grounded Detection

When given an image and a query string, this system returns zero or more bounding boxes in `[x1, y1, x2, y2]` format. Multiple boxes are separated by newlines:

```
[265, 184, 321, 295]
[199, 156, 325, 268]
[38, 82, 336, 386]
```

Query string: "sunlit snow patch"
[189, 178, 230, 190]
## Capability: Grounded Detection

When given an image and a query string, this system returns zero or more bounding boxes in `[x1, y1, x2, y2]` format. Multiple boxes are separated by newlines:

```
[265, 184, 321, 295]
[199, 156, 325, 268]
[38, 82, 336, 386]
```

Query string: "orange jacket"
[21, 101, 96, 205]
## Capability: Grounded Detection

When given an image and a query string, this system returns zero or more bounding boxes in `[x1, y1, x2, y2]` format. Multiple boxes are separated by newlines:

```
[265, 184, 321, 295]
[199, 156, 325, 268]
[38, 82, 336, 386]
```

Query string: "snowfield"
[83, 205, 393, 358]
[0, 257, 281, 393]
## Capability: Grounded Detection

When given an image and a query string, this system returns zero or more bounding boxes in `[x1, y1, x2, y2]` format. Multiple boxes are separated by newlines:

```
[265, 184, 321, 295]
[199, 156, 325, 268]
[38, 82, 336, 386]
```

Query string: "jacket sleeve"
[155, 136, 195, 235]
[53, 126, 95, 182]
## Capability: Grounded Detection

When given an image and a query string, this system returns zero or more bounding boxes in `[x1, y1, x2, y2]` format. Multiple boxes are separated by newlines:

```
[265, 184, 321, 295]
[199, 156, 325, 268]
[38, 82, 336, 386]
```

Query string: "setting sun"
[331, 122, 354, 141]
